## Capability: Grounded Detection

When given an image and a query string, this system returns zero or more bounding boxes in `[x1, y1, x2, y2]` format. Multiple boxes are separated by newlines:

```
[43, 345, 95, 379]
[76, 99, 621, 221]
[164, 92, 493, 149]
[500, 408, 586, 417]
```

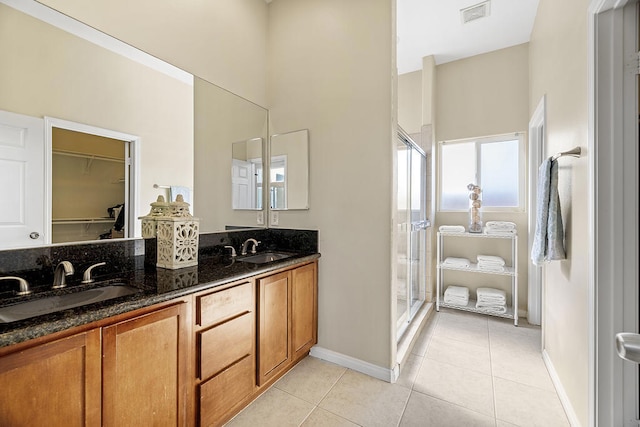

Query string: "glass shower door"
[396, 130, 427, 339]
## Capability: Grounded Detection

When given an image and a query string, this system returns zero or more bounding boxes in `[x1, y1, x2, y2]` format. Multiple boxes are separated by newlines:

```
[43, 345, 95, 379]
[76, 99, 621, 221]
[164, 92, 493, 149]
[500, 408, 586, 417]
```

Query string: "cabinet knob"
[29, 232, 40, 239]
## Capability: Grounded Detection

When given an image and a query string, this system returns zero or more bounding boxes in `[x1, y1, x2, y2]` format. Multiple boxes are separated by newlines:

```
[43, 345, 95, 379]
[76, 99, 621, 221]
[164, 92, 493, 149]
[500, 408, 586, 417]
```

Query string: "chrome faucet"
[224, 245, 237, 257]
[52, 261, 74, 289]
[240, 238, 261, 256]
[82, 262, 106, 284]
[0, 276, 31, 296]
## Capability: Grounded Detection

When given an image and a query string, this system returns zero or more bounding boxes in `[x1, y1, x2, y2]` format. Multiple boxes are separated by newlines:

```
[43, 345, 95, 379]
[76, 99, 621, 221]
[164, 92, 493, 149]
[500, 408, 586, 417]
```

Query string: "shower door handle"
[615, 333, 640, 363]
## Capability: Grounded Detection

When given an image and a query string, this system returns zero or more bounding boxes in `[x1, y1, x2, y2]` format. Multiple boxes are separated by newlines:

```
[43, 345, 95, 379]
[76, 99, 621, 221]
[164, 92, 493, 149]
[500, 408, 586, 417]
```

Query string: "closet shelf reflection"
[52, 218, 115, 225]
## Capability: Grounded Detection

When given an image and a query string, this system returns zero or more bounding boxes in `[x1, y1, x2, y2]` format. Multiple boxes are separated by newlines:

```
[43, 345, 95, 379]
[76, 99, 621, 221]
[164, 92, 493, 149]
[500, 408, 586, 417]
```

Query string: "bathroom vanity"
[0, 229, 319, 427]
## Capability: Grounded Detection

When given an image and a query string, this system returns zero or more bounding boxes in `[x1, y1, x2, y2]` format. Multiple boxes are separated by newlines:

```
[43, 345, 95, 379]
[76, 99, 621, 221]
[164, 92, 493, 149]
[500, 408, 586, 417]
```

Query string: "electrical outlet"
[270, 211, 279, 226]
[257, 211, 264, 225]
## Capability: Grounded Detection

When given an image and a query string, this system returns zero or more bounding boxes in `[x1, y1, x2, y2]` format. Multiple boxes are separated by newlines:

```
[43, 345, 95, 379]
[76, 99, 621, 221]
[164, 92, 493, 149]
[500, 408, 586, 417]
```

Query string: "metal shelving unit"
[436, 231, 518, 326]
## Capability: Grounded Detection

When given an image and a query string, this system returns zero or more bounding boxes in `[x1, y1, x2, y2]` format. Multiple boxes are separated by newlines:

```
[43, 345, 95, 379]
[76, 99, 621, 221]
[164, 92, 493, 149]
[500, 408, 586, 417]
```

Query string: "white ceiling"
[397, 0, 540, 75]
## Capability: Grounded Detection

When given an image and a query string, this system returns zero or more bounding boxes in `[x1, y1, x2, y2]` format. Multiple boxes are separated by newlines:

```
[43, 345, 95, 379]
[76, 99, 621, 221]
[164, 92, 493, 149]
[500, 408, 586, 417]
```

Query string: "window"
[438, 133, 525, 211]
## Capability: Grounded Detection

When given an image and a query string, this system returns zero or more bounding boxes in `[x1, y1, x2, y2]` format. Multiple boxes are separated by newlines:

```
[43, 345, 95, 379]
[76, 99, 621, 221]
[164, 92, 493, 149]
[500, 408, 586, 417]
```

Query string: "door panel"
[396, 130, 427, 339]
[0, 110, 44, 247]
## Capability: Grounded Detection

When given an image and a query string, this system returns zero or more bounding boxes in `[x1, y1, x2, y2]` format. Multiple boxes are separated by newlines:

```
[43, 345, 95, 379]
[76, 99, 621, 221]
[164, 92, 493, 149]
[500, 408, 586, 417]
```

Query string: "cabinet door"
[0, 329, 101, 426]
[291, 262, 317, 360]
[102, 302, 189, 427]
[257, 271, 290, 385]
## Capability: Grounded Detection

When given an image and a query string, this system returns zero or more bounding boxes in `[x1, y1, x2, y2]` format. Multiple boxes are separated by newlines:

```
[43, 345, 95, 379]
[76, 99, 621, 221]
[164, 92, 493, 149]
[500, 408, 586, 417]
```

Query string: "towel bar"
[551, 147, 581, 161]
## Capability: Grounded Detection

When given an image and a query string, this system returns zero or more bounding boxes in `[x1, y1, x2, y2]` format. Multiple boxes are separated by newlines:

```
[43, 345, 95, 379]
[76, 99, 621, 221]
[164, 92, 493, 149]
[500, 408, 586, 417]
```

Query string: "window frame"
[437, 132, 526, 213]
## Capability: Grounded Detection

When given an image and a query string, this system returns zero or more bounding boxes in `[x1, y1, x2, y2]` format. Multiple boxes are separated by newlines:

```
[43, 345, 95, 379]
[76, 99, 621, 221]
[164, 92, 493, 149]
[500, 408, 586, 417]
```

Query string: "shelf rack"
[436, 231, 518, 326]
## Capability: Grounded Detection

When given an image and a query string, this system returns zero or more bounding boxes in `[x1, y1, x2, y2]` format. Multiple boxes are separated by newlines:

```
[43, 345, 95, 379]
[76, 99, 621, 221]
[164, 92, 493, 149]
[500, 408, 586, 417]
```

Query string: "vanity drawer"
[199, 311, 254, 380]
[197, 281, 253, 326]
[199, 354, 255, 426]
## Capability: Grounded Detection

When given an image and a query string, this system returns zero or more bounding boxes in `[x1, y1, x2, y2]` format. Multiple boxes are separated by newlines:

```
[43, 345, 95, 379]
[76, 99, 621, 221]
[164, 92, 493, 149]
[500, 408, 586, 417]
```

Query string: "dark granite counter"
[0, 228, 319, 349]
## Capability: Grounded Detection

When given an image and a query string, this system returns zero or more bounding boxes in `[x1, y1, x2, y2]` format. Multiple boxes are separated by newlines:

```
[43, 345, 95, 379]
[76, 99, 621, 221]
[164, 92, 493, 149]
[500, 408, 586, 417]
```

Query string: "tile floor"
[225, 308, 570, 427]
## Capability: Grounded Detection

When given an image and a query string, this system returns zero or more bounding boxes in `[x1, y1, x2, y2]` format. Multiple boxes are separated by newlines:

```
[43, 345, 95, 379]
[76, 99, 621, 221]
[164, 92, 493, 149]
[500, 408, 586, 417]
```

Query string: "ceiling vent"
[461, 1, 491, 24]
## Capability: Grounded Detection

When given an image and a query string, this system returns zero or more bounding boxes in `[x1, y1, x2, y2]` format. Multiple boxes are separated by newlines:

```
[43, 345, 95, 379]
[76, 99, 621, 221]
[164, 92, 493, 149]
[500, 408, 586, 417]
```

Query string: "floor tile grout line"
[488, 322, 500, 425]
[274, 366, 353, 427]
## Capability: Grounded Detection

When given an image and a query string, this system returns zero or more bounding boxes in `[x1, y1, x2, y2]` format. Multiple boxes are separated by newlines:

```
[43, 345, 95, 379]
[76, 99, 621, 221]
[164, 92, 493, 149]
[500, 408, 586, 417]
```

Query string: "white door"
[0, 110, 45, 248]
[232, 158, 254, 209]
[592, 2, 639, 425]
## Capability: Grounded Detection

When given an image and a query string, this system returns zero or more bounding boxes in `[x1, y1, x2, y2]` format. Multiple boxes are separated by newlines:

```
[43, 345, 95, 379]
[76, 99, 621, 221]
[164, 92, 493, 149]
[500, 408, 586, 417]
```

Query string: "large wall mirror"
[194, 78, 267, 230]
[269, 129, 309, 210]
[0, 0, 267, 250]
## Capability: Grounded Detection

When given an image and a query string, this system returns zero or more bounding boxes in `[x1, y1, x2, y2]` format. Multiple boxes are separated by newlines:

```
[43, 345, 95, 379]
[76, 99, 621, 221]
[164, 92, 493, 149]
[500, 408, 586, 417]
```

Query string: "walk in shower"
[396, 128, 428, 339]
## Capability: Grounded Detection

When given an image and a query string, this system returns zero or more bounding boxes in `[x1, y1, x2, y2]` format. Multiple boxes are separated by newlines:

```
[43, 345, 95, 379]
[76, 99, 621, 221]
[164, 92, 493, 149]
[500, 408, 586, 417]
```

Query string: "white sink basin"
[0, 284, 139, 323]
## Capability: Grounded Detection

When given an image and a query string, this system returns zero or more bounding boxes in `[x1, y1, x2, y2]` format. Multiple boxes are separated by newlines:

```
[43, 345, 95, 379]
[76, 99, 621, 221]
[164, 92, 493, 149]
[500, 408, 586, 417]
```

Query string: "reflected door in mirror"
[231, 138, 263, 210]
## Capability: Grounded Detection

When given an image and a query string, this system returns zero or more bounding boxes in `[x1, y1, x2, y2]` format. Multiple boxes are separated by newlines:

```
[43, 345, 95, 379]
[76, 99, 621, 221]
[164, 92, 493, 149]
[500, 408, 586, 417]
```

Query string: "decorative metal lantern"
[155, 195, 200, 269]
[138, 195, 170, 238]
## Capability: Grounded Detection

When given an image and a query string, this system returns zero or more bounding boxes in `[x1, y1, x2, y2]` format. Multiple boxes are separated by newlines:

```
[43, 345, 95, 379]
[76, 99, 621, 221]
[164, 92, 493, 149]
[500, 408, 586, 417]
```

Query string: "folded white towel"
[444, 285, 470, 306]
[444, 288, 470, 305]
[439, 225, 465, 233]
[442, 257, 471, 268]
[476, 287, 507, 304]
[475, 303, 507, 314]
[444, 285, 469, 297]
[445, 297, 469, 306]
[476, 255, 505, 265]
[477, 263, 505, 273]
[485, 221, 516, 230]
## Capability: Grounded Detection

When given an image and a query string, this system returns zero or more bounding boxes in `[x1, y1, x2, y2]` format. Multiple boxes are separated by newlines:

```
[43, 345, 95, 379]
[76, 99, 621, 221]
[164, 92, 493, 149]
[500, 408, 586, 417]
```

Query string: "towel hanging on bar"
[531, 157, 566, 265]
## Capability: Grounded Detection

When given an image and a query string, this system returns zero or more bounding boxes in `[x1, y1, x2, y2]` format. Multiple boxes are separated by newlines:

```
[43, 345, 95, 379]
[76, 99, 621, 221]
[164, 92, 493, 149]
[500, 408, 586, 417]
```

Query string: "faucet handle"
[82, 262, 106, 284]
[0, 276, 31, 296]
[224, 246, 237, 257]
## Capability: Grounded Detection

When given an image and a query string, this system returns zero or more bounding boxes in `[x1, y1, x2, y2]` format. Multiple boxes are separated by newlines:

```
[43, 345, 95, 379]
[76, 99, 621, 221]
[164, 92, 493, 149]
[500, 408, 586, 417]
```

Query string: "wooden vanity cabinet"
[0, 258, 317, 427]
[196, 259, 318, 427]
[0, 328, 102, 426]
[257, 261, 318, 385]
[194, 281, 256, 427]
[102, 301, 190, 427]
[291, 262, 318, 361]
[0, 299, 189, 427]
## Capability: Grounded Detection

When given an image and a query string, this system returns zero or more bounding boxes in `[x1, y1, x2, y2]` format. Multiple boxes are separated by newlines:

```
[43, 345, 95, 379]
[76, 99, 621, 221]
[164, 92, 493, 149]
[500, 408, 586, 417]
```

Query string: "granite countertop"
[0, 251, 320, 348]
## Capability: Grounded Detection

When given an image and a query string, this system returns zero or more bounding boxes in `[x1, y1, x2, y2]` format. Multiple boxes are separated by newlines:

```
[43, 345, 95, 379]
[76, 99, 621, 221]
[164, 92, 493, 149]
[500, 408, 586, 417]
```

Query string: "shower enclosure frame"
[396, 128, 428, 340]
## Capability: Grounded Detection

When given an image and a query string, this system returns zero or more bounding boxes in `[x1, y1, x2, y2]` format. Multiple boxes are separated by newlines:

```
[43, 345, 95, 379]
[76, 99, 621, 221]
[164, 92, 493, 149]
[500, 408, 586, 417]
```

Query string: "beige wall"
[432, 44, 530, 313]
[0, 3, 193, 225]
[529, 0, 590, 424]
[38, 0, 268, 106]
[398, 70, 422, 134]
[267, 0, 395, 369]
[436, 43, 530, 142]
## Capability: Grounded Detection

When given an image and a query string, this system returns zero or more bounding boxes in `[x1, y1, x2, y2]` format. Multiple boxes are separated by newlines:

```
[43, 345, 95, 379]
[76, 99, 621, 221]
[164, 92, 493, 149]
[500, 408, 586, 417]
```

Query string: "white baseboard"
[309, 346, 399, 383]
[542, 349, 581, 426]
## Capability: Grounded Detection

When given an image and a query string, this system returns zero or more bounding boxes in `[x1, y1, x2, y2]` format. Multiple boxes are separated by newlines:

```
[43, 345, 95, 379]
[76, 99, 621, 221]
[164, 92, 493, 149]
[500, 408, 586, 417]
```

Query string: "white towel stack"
[442, 257, 471, 269]
[476, 255, 506, 272]
[444, 285, 469, 306]
[475, 287, 507, 313]
[484, 221, 517, 235]
[439, 225, 465, 233]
